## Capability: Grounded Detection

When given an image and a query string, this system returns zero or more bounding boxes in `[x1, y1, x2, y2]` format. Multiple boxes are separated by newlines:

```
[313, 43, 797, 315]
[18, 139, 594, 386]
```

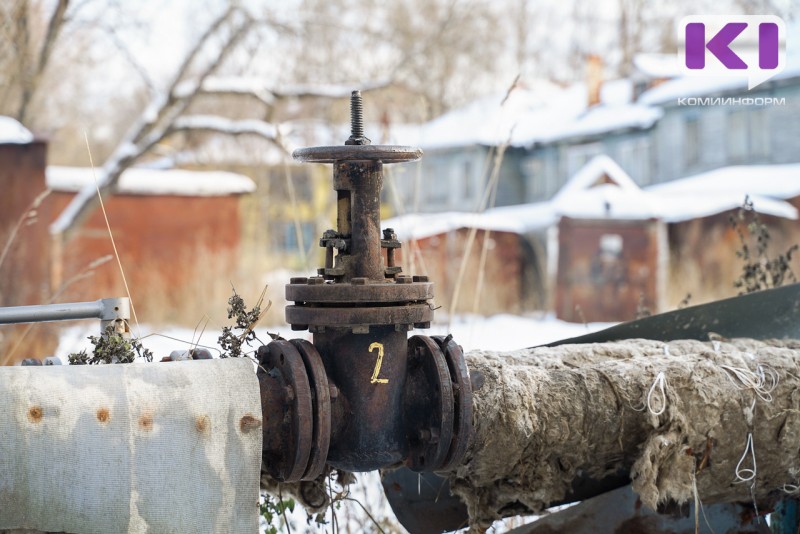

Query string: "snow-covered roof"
[418, 83, 571, 150]
[554, 156, 797, 222]
[633, 54, 681, 80]
[0, 116, 34, 144]
[647, 164, 800, 201]
[555, 183, 660, 220]
[599, 79, 634, 106]
[171, 119, 422, 167]
[654, 191, 796, 223]
[640, 76, 755, 106]
[554, 155, 639, 201]
[418, 80, 662, 150]
[384, 212, 479, 241]
[538, 104, 662, 145]
[547, 156, 657, 220]
[385, 160, 798, 239]
[479, 202, 556, 233]
[46, 166, 256, 196]
[384, 203, 555, 242]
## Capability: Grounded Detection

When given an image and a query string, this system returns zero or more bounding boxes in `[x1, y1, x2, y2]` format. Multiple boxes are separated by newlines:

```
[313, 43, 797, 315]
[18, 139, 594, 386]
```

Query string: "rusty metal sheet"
[505, 485, 770, 534]
[381, 469, 468, 534]
[546, 283, 800, 347]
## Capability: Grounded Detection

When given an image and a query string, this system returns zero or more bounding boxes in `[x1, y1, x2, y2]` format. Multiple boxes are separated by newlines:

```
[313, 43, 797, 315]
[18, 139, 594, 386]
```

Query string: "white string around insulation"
[735, 432, 757, 484]
[720, 362, 779, 403]
[783, 482, 800, 494]
[647, 371, 668, 416]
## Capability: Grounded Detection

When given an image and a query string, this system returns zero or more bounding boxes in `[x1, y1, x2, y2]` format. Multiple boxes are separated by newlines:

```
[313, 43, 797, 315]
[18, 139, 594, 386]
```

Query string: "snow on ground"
[52, 314, 611, 533]
[54, 313, 612, 363]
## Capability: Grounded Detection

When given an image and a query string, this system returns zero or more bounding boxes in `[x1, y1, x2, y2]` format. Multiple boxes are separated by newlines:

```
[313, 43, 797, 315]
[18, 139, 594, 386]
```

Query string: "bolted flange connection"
[256, 91, 473, 481]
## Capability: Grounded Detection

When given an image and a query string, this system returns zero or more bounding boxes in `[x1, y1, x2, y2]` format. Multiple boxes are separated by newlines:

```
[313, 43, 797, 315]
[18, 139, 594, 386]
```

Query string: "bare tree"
[49, 6, 264, 240]
[47, 4, 398, 242]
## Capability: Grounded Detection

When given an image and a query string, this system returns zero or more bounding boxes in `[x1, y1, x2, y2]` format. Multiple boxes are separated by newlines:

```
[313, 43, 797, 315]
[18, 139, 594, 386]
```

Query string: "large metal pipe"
[0, 358, 262, 533]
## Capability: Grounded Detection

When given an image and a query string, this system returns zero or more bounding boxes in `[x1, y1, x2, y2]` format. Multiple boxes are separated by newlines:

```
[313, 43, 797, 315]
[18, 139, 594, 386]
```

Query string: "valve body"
[258, 92, 472, 481]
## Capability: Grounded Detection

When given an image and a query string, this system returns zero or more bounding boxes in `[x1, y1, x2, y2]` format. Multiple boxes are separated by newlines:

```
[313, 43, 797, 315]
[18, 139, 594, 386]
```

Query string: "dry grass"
[665, 259, 738, 310]
[132, 244, 288, 329]
[0, 241, 291, 365]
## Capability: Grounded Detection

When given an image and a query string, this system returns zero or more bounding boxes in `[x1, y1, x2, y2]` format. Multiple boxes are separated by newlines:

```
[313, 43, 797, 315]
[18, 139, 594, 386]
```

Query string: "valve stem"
[345, 90, 370, 146]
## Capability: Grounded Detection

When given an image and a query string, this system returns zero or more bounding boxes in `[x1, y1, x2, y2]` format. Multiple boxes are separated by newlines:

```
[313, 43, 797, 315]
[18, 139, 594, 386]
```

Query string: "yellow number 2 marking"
[369, 342, 389, 384]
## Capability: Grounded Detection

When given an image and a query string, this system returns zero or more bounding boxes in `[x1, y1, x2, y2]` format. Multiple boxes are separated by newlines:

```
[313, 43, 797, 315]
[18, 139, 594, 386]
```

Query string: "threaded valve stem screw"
[345, 90, 370, 146]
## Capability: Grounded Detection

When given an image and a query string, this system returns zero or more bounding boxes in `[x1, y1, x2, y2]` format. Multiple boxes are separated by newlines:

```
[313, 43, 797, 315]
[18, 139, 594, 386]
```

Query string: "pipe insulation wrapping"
[451, 339, 800, 528]
[0, 359, 262, 534]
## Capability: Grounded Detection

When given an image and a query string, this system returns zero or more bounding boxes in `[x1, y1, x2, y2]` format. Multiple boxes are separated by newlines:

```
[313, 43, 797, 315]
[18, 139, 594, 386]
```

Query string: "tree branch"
[131, 5, 249, 146]
[271, 79, 393, 99]
[168, 115, 285, 151]
[180, 77, 394, 110]
[175, 77, 276, 108]
[18, 0, 69, 123]
[50, 7, 254, 240]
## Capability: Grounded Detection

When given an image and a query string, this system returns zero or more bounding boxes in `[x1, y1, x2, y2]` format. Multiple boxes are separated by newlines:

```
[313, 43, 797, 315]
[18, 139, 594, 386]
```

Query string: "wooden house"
[385, 155, 800, 323]
[0, 118, 50, 310]
[646, 164, 800, 306]
[0, 118, 53, 361]
[384, 208, 552, 316]
[45, 166, 255, 322]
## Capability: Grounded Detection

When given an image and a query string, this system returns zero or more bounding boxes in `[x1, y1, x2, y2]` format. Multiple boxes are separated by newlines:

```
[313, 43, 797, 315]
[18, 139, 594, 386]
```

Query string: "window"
[684, 116, 700, 169]
[463, 159, 473, 200]
[279, 222, 315, 253]
[422, 159, 449, 205]
[566, 143, 603, 178]
[618, 137, 651, 185]
[727, 110, 748, 162]
[600, 234, 623, 256]
[590, 234, 624, 285]
[522, 156, 544, 200]
[749, 108, 770, 159]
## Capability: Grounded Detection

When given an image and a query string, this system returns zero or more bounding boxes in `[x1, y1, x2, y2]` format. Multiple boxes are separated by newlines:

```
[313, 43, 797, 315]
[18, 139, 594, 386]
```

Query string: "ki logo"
[679, 16, 786, 89]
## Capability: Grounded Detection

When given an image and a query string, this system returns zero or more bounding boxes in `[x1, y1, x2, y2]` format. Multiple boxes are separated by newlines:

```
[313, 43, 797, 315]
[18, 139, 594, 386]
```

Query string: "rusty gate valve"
[258, 91, 473, 482]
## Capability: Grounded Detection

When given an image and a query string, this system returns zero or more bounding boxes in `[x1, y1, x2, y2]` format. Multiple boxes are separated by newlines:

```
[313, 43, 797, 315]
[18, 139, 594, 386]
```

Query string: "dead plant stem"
[0, 189, 51, 275]
[83, 132, 142, 337]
